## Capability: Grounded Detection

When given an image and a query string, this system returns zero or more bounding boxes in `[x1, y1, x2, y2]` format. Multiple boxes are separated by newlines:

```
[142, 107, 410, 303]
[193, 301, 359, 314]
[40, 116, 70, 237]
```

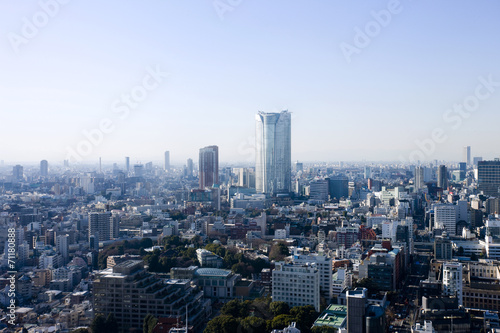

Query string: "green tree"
[270, 301, 290, 316]
[240, 316, 267, 333]
[353, 278, 379, 293]
[140, 238, 153, 249]
[204, 315, 240, 333]
[105, 313, 119, 333]
[240, 300, 252, 318]
[205, 243, 226, 257]
[269, 243, 290, 261]
[163, 235, 182, 248]
[143, 314, 157, 333]
[221, 299, 242, 318]
[290, 305, 319, 333]
[90, 314, 107, 333]
[269, 314, 294, 330]
[457, 246, 465, 256]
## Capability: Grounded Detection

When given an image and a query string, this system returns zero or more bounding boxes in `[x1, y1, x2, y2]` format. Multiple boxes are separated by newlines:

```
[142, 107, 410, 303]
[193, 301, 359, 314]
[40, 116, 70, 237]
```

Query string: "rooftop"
[195, 268, 232, 277]
[313, 304, 347, 328]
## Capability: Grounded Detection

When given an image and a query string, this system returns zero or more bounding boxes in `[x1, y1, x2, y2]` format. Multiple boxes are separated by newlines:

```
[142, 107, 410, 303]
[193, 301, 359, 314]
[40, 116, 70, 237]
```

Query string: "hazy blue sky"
[1, 0, 499, 165]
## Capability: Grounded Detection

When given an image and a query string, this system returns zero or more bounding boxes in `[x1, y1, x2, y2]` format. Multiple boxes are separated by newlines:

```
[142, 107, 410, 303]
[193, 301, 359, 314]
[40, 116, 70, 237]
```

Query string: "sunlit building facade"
[255, 111, 291, 195]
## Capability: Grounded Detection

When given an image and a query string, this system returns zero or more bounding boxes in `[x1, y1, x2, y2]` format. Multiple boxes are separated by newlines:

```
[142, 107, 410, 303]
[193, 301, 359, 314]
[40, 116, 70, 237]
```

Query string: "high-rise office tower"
[329, 176, 349, 200]
[56, 234, 69, 263]
[293, 161, 303, 173]
[347, 288, 367, 333]
[437, 165, 448, 189]
[40, 160, 48, 177]
[478, 160, 500, 196]
[309, 178, 330, 202]
[434, 204, 457, 236]
[199, 146, 219, 189]
[473, 156, 483, 166]
[364, 166, 371, 179]
[13, 165, 23, 181]
[459, 162, 467, 180]
[134, 164, 144, 177]
[463, 146, 471, 166]
[415, 166, 425, 191]
[164, 151, 170, 170]
[88, 212, 117, 242]
[125, 157, 130, 173]
[255, 110, 291, 195]
[187, 158, 193, 178]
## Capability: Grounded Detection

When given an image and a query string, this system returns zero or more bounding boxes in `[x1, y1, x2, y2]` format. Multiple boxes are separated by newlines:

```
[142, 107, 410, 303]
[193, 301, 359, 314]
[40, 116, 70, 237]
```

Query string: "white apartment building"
[442, 262, 463, 306]
[287, 248, 333, 300]
[434, 204, 457, 236]
[272, 261, 320, 311]
[482, 236, 500, 259]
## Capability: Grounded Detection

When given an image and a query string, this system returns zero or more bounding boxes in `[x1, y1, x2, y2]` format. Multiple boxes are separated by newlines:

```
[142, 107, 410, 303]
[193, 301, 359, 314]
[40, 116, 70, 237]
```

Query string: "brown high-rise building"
[199, 145, 219, 189]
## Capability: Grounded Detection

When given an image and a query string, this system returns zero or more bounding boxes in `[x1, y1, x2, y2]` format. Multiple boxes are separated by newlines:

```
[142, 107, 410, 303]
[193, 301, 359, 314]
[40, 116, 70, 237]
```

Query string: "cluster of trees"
[97, 238, 154, 269]
[142, 235, 201, 273]
[72, 313, 158, 333]
[268, 242, 290, 261]
[205, 243, 269, 278]
[204, 298, 319, 333]
[353, 277, 380, 293]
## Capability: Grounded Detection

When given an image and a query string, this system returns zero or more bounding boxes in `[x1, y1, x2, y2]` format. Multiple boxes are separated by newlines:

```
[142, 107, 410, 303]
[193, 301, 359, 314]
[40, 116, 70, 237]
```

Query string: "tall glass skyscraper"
[199, 145, 219, 189]
[255, 111, 291, 195]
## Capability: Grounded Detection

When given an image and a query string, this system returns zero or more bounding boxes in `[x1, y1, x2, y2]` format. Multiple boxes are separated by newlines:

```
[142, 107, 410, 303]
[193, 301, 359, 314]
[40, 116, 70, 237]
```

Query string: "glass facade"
[478, 160, 500, 196]
[255, 111, 291, 195]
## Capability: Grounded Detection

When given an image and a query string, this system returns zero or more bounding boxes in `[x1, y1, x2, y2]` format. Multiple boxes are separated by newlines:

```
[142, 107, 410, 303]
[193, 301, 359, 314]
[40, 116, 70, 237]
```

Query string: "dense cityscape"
[3, 1, 500, 333]
[0, 110, 499, 332]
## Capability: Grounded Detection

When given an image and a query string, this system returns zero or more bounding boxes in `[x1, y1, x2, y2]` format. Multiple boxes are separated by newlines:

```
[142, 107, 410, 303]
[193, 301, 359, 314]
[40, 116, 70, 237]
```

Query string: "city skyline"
[3, 2, 500, 332]
[1, 1, 500, 163]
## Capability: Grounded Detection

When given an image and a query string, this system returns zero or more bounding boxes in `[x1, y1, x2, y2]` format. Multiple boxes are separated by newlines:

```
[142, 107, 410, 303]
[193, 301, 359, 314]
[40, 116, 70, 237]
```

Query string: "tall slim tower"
[164, 151, 170, 170]
[187, 158, 194, 178]
[199, 146, 219, 189]
[414, 166, 425, 191]
[40, 160, 48, 177]
[463, 146, 471, 166]
[125, 157, 130, 173]
[13, 165, 23, 181]
[255, 110, 291, 195]
[437, 165, 448, 189]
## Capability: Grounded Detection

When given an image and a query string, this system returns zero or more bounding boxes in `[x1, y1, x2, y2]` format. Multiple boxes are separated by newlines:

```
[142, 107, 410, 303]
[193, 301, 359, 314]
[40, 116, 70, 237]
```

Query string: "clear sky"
[1, 0, 500, 165]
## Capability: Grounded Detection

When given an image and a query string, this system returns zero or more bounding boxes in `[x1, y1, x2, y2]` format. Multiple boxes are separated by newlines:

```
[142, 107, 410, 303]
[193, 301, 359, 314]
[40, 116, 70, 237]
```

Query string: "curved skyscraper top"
[255, 111, 291, 195]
